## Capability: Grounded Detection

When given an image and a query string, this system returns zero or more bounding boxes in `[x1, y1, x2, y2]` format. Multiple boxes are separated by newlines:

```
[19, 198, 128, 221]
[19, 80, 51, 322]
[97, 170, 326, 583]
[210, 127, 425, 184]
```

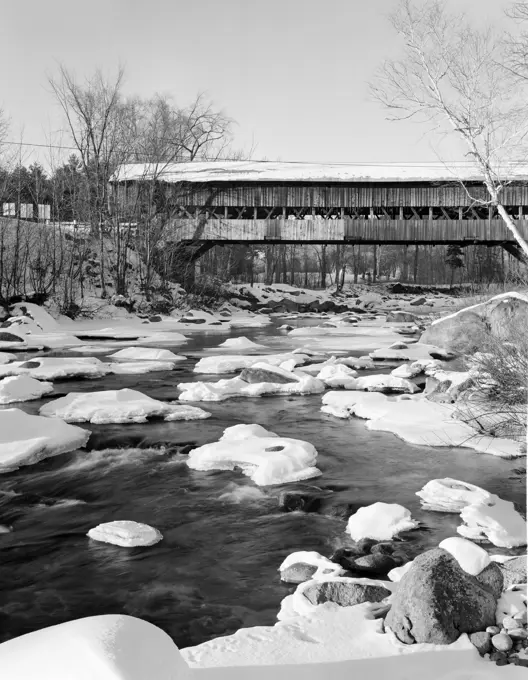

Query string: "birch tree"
[370, 0, 528, 259]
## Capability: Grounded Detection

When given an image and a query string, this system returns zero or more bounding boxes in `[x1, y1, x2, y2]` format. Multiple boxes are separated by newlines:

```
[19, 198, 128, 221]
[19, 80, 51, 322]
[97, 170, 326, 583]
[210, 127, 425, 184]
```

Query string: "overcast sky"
[0, 0, 515, 167]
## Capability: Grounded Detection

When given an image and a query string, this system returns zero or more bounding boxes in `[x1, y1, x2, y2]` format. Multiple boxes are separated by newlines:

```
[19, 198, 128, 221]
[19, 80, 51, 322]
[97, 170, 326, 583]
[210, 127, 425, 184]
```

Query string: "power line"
[2, 140, 528, 166]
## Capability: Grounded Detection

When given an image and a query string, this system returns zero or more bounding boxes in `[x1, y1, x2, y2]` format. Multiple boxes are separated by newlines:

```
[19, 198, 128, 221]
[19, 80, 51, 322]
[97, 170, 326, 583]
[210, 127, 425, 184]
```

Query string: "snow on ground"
[0, 408, 90, 473]
[194, 353, 307, 374]
[0, 375, 53, 403]
[109, 347, 186, 362]
[346, 502, 419, 541]
[39, 389, 211, 424]
[0, 352, 16, 364]
[321, 392, 523, 458]
[87, 520, 163, 547]
[287, 324, 405, 353]
[0, 614, 185, 680]
[416, 478, 527, 549]
[186, 424, 321, 486]
[216, 337, 266, 350]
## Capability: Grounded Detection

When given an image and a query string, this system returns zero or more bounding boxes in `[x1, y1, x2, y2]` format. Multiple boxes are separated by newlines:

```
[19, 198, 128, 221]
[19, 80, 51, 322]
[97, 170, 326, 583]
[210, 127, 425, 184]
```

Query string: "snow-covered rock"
[416, 479, 493, 512]
[0, 375, 53, 403]
[108, 360, 178, 374]
[0, 408, 90, 473]
[316, 364, 358, 388]
[370, 342, 452, 362]
[178, 373, 324, 402]
[458, 496, 527, 548]
[0, 351, 16, 365]
[279, 551, 345, 581]
[321, 392, 523, 458]
[438, 537, 491, 576]
[388, 560, 414, 582]
[193, 353, 307, 374]
[0, 356, 112, 380]
[186, 424, 321, 486]
[216, 337, 266, 350]
[346, 502, 419, 541]
[87, 520, 163, 547]
[109, 347, 186, 362]
[39, 389, 211, 424]
[353, 374, 420, 394]
[0, 614, 186, 680]
[496, 586, 527, 624]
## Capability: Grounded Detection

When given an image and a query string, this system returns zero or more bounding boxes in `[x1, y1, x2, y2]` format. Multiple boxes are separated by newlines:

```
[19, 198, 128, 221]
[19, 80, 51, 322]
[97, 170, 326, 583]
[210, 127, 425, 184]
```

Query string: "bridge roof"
[112, 160, 528, 184]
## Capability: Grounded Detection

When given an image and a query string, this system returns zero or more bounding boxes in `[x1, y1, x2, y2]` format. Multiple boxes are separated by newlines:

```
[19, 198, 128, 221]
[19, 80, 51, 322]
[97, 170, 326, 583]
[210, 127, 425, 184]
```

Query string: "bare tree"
[370, 0, 528, 258]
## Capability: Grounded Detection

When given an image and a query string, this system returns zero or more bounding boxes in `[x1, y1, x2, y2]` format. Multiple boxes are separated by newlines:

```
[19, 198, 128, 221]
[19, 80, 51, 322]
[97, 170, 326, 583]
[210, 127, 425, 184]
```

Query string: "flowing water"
[0, 319, 525, 648]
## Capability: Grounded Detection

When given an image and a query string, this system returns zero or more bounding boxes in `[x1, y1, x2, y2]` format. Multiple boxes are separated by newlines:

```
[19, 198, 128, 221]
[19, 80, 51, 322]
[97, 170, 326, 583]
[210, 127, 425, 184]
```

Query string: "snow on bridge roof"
[111, 160, 528, 184]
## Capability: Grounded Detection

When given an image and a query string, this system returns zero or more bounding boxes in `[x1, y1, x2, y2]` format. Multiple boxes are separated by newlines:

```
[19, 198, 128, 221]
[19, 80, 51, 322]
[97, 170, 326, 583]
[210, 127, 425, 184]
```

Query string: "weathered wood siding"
[167, 218, 528, 244]
[160, 182, 528, 208]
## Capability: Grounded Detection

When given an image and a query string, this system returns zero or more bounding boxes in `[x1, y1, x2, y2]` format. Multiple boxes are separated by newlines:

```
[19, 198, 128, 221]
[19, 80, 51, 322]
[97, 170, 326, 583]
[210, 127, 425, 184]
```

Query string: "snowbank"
[416, 479, 494, 512]
[0, 375, 53, 403]
[0, 408, 90, 473]
[108, 360, 179, 374]
[458, 496, 527, 548]
[316, 364, 358, 388]
[0, 614, 186, 680]
[321, 392, 523, 458]
[346, 502, 419, 541]
[186, 424, 321, 485]
[40, 389, 211, 424]
[194, 353, 307, 374]
[87, 520, 163, 547]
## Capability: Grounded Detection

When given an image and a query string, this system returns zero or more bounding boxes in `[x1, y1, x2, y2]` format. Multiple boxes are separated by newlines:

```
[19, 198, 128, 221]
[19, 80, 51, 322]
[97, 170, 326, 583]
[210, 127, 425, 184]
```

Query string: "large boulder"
[499, 556, 527, 590]
[302, 579, 391, 607]
[385, 548, 500, 645]
[420, 292, 528, 354]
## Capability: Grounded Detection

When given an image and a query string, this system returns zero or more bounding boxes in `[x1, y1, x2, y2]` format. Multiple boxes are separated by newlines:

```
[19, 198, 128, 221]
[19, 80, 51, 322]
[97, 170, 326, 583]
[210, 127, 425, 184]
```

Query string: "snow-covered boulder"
[193, 353, 307, 374]
[0, 408, 90, 473]
[279, 551, 344, 582]
[109, 347, 186, 363]
[438, 537, 491, 576]
[178, 373, 324, 402]
[346, 502, 419, 541]
[87, 520, 163, 547]
[458, 496, 527, 548]
[108, 360, 178, 374]
[216, 337, 266, 350]
[354, 374, 420, 394]
[416, 478, 493, 512]
[186, 424, 321, 486]
[316, 363, 358, 388]
[39, 389, 210, 424]
[0, 614, 186, 680]
[0, 375, 53, 403]
[0, 356, 112, 380]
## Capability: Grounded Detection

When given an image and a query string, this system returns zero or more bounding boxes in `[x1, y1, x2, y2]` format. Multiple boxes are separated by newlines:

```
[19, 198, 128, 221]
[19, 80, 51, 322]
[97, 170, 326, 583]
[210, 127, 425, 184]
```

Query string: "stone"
[0, 331, 24, 342]
[385, 549, 499, 645]
[499, 556, 527, 590]
[302, 580, 391, 607]
[514, 610, 528, 625]
[491, 651, 510, 666]
[351, 553, 398, 575]
[509, 628, 528, 640]
[492, 633, 513, 651]
[370, 542, 395, 555]
[487, 626, 501, 635]
[280, 563, 318, 584]
[503, 616, 520, 631]
[386, 311, 418, 323]
[278, 491, 321, 513]
[410, 296, 427, 306]
[329, 547, 363, 569]
[475, 562, 504, 600]
[239, 367, 298, 384]
[469, 631, 492, 656]
[355, 537, 378, 554]
[148, 315, 163, 322]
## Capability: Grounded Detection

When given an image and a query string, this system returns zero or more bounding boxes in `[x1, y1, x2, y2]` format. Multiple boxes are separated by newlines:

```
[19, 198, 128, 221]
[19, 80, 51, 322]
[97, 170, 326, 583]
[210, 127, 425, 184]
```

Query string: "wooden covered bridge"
[111, 160, 528, 265]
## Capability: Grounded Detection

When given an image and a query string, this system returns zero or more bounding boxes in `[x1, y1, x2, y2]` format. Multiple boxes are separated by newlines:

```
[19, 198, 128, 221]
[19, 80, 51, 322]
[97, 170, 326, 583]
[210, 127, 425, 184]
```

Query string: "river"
[0, 318, 524, 648]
